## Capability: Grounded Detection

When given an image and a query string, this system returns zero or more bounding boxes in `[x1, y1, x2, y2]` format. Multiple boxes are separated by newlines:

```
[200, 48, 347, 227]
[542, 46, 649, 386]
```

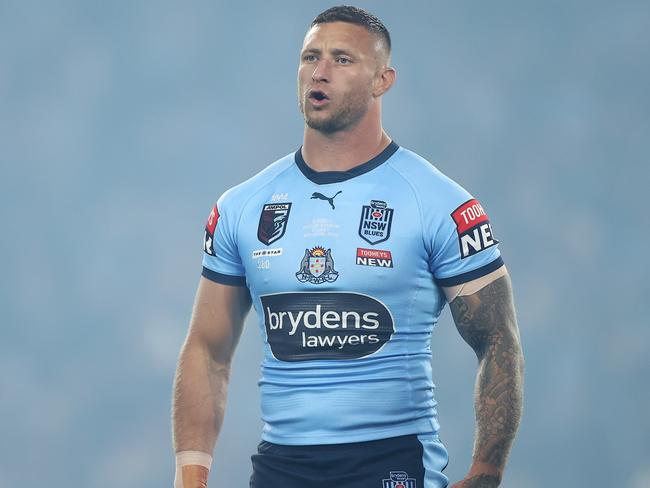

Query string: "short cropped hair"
[311, 5, 391, 55]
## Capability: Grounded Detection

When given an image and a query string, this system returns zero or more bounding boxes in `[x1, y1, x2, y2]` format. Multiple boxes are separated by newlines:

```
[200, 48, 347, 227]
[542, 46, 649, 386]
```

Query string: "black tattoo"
[449, 274, 524, 483]
[461, 474, 501, 488]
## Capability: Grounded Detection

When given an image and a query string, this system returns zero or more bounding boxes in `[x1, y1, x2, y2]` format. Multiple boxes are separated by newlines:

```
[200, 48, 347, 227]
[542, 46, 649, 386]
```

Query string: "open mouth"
[309, 90, 329, 102]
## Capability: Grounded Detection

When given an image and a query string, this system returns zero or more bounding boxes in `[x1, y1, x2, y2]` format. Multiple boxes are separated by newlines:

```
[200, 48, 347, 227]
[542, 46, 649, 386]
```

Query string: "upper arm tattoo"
[449, 274, 518, 359]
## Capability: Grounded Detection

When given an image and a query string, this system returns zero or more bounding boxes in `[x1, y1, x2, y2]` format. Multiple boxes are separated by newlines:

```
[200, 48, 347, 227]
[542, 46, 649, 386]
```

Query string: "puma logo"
[311, 191, 342, 210]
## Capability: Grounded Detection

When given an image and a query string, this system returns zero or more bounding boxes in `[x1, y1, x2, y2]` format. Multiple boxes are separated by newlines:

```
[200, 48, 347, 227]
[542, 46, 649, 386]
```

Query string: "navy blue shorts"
[250, 433, 449, 488]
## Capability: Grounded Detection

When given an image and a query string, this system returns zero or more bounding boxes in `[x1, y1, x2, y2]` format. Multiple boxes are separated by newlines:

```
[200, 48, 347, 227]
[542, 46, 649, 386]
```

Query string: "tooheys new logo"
[260, 292, 394, 361]
[451, 199, 499, 258]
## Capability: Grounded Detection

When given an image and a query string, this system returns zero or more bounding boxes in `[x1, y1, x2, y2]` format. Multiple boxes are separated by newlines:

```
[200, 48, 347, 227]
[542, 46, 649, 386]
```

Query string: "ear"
[373, 66, 396, 97]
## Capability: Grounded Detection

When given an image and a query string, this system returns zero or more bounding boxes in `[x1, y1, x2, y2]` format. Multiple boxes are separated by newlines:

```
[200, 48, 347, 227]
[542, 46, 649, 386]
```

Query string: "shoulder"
[386, 145, 472, 209]
[217, 152, 295, 208]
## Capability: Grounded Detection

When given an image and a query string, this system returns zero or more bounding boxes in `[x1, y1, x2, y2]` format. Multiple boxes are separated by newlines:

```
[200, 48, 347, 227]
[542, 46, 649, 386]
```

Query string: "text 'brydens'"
[260, 292, 394, 361]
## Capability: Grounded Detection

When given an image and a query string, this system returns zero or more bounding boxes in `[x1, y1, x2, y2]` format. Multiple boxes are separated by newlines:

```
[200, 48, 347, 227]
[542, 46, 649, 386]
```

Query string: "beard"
[299, 85, 371, 134]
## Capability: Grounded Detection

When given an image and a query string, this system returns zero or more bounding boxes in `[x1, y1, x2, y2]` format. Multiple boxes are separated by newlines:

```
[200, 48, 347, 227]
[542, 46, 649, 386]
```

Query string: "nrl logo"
[295, 246, 339, 284]
[382, 471, 417, 488]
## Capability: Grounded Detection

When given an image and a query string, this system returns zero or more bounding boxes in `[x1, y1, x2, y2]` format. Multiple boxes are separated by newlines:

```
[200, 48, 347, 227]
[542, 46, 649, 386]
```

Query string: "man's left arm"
[446, 270, 525, 488]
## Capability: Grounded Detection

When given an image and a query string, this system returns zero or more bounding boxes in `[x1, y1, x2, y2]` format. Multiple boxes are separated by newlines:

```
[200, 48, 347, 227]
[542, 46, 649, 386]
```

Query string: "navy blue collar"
[295, 141, 400, 185]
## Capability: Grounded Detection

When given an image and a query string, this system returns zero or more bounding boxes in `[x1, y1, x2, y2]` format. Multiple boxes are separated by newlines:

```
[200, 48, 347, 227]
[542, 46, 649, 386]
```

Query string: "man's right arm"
[172, 276, 251, 487]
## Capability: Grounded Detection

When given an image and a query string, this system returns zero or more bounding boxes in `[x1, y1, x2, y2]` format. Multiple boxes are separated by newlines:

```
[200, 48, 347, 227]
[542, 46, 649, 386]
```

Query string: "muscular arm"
[448, 272, 524, 488]
[172, 277, 251, 468]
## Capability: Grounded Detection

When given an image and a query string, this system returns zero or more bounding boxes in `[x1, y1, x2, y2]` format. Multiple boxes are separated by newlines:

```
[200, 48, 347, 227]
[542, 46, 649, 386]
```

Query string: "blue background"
[1, 1, 648, 487]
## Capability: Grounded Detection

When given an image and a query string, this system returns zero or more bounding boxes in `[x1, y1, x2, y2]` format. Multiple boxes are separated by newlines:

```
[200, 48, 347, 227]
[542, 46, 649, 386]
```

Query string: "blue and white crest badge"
[359, 199, 394, 245]
[295, 246, 339, 284]
[382, 471, 417, 488]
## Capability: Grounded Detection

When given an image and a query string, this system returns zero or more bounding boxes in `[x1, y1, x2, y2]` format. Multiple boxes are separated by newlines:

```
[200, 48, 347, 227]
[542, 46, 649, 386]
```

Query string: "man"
[172, 6, 524, 488]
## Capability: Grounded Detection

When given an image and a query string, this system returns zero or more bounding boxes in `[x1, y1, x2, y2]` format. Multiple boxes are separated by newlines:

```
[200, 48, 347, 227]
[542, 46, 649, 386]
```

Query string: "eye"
[303, 54, 317, 62]
[337, 57, 352, 65]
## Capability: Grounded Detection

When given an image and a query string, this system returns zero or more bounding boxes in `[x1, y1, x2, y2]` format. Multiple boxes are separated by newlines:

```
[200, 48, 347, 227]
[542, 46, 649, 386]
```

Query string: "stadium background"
[1, 1, 648, 486]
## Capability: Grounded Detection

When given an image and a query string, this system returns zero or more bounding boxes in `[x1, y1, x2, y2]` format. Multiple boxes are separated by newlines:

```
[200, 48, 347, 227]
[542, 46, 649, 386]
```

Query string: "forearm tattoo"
[449, 274, 524, 482]
[460, 474, 501, 488]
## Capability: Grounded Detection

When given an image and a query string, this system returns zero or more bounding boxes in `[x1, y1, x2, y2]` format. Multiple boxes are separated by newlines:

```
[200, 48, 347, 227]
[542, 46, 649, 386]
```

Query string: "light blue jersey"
[202, 142, 503, 445]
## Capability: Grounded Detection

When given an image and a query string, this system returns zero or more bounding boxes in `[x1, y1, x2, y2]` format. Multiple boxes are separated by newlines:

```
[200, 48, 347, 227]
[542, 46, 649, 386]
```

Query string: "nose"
[311, 59, 331, 83]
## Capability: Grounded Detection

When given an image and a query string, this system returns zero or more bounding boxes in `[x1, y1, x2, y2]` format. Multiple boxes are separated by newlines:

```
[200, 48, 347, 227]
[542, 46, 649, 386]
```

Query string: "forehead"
[302, 21, 378, 55]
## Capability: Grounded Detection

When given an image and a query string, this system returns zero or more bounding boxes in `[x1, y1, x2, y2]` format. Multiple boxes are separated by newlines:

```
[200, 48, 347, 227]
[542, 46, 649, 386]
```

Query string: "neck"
[301, 105, 391, 172]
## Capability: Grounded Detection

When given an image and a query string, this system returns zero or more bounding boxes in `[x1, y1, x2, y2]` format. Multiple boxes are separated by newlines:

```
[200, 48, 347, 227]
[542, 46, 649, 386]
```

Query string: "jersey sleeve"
[201, 191, 247, 286]
[426, 182, 503, 287]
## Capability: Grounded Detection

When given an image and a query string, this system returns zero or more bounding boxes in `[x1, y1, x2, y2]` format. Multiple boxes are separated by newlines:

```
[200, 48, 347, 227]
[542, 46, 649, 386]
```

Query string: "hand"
[449, 474, 500, 488]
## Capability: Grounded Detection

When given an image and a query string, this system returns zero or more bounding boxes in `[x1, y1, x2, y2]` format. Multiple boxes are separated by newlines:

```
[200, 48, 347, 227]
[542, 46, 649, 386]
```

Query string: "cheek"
[299, 73, 315, 94]
[346, 74, 374, 98]
[297, 68, 308, 87]
[298, 64, 315, 78]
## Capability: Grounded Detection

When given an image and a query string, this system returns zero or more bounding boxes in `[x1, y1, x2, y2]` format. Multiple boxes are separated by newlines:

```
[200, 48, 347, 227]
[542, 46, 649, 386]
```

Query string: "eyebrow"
[301, 47, 355, 57]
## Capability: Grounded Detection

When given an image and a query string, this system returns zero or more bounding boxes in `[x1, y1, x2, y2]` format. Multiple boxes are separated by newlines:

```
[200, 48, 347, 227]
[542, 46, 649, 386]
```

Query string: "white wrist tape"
[174, 451, 212, 488]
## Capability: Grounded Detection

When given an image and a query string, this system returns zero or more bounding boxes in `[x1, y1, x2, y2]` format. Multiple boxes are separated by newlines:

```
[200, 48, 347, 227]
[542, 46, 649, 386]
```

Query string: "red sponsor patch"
[451, 199, 498, 259]
[356, 248, 392, 260]
[205, 205, 219, 234]
[451, 199, 489, 234]
[356, 248, 393, 267]
[203, 204, 220, 256]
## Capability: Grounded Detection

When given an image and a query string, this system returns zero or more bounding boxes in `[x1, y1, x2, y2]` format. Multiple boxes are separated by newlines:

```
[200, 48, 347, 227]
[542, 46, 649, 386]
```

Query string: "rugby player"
[172, 6, 524, 488]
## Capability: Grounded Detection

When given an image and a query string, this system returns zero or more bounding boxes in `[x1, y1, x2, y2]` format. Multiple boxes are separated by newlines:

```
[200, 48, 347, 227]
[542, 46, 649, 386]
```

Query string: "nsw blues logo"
[258, 203, 291, 246]
[359, 199, 394, 245]
[295, 246, 339, 284]
[382, 471, 417, 488]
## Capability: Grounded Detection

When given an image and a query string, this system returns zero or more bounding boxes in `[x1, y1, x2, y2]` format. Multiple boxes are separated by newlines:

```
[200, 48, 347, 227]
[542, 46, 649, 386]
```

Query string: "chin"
[305, 117, 342, 134]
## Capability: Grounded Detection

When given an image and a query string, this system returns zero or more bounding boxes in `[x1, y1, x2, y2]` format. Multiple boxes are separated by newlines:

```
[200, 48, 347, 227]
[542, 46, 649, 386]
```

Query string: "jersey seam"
[387, 154, 428, 255]
[430, 224, 458, 272]
[386, 157, 475, 278]
[385, 155, 427, 413]
[225, 159, 295, 346]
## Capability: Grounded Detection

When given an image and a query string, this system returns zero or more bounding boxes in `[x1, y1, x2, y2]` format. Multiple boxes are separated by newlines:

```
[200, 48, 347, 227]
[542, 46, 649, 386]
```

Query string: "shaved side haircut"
[310, 5, 392, 63]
